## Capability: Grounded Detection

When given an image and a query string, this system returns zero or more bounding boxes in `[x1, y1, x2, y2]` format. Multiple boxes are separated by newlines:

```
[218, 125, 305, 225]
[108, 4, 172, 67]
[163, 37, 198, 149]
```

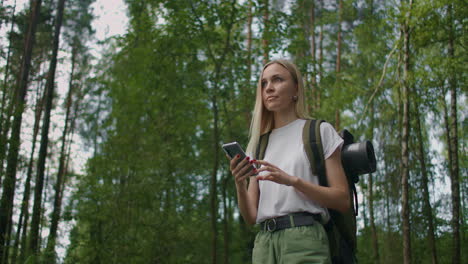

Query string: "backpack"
[255, 119, 359, 264]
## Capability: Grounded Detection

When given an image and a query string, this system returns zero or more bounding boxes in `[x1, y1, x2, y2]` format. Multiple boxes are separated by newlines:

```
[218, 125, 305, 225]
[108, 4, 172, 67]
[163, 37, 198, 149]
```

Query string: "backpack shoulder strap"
[302, 119, 327, 186]
[255, 131, 271, 160]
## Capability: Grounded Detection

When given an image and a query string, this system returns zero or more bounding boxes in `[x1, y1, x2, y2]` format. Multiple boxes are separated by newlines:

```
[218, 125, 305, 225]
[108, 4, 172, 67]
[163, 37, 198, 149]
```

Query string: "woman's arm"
[291, 148, 350, 212]
[254, 147, 350, 213]
[229, 155, 259, 225]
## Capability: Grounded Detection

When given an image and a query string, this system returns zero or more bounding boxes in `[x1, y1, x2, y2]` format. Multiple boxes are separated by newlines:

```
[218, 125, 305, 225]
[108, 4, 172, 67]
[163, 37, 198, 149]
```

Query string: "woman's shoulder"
[319, 121, 336, 134]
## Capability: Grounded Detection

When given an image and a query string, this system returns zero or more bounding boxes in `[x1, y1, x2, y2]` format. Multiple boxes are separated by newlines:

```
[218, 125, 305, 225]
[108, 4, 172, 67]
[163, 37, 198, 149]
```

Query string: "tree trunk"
[413, 92, 438, 264]
[0, 0, 17, 184]
[0, 0, 42, 261]
[447, 4, 460, 264]
[28, 0, 66, 257]
[383, 143, 391, 232]
[262, 0, 269, 65]
[244, 0, 253, 124]
[200, 2, 237, 262]
[360, 180, 368, 228]
[317, 0, 323, 110]
[10, 80, 46, 264]
[400, 1, 413, 263]
[334, 0, 342, 130]
[210, 93, 220, 264]
[38, 167, 51, 252]
[368, 103, 380, 264]
[246, 0, 252, 83]
[222, 176, 229, 264]
[44, 44, 76, 264]
[336, 0, 342, 73]
[309, 0, 317, 113]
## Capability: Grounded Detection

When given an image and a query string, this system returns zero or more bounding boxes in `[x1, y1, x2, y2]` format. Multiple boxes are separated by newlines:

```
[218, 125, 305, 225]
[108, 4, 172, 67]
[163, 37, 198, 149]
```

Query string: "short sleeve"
[320, 122, 344, 160]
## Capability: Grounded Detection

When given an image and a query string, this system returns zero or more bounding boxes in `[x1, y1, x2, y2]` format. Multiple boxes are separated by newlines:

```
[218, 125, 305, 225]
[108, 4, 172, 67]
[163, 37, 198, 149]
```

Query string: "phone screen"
[222, 142, 257, 175]
[222, 142, 246, 159]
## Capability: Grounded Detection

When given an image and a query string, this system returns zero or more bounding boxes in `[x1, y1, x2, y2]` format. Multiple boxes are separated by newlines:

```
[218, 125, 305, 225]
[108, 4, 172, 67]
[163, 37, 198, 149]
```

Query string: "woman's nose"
[265, 81, 274, 92]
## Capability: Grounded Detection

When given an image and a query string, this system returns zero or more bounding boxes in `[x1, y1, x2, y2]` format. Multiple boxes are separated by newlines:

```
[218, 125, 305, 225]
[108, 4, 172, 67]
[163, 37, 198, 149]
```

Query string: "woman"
[228, 59, 349, 263]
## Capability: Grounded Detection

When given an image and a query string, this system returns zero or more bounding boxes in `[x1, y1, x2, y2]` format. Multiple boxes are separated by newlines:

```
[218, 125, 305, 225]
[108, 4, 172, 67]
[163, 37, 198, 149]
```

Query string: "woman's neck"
[273, 108, 298, 129]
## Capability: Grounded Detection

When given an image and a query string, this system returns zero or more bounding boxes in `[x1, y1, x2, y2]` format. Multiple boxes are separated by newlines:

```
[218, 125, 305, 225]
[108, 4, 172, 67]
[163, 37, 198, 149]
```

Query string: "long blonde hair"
[246, 59, 310, 156]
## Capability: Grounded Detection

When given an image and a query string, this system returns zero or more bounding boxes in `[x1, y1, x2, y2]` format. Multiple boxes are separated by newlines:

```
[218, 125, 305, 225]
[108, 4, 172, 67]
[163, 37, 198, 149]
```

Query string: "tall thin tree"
[413, 91, 438, 264]
[317, 0, 323, 110]
[447, 3, 460, 264]
[262, 0, 269, 64]
[334, 0, 342, 130]
[10, 78, 46, 264]
[43, 44, 77, 264]
[0, 0, 42, 261]
[27, 0, 66, 258]
[400, 0, 413, 263]
[368, 103, 380, 264]
[309, 0, 317, 112]
[0, 0, 17, 183]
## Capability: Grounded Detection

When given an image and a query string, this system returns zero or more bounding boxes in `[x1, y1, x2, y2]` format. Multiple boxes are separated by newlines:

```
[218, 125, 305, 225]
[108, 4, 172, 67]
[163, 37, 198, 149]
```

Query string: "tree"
[262, 0, 269, 64]
[334, 0, 343, 130]
[0, 1, 17, 183]
[368, 104, 380, 264]
[400, 0, 414, 263]
[10, 79, 45, 264]
[447, 3, 461, 263]
[43, 0, 94, 261]
[0, 0, 42, 261]
[412, 89, 438, 264]
[28, 0, 66, 258]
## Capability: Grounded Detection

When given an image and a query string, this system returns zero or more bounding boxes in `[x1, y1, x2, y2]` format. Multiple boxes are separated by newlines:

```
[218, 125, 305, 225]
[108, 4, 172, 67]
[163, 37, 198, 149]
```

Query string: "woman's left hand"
[253, 160, 297, 186]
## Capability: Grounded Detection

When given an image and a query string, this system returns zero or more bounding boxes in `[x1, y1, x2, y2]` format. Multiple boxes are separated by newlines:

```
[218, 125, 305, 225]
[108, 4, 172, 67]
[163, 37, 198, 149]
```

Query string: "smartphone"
[222, 142, 257, 175]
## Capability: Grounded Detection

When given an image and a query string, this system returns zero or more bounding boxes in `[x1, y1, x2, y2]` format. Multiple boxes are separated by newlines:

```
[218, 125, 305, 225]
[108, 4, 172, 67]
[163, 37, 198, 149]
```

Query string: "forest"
[0, 0, 465, 263]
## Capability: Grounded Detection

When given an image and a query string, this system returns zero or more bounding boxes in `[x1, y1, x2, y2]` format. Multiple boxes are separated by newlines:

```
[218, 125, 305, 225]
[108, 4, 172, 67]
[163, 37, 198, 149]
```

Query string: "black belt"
[260, 212, 321, 232]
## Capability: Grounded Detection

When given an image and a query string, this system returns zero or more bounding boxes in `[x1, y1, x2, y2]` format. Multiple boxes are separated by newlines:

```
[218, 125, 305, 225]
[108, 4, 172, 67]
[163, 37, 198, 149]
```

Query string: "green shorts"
[252, 222, 331, 264]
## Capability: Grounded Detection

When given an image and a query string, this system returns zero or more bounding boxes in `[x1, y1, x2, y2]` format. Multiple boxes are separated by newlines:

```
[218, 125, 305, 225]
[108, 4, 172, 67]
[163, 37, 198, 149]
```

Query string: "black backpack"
[255, 119, 360, 264]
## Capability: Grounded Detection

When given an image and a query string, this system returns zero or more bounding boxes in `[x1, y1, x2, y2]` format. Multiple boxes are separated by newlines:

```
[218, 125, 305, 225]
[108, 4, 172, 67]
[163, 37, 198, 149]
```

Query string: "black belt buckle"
[266, 218, 277, 232]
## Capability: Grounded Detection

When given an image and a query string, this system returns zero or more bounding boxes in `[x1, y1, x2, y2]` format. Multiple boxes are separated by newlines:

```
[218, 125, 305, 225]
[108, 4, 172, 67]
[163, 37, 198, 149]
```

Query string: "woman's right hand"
[228, 155, 257, 188]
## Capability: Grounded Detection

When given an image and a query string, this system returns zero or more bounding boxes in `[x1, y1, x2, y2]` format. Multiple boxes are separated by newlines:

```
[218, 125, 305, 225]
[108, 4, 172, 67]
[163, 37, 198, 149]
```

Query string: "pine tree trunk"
[0, 0, 17, 183]
[28, 0, 66, 257]
[44, 44, 75, 264]
[246, 0, 252, 82]
[336, 0, 342, 73]
[309, 0, 317, 113]
[400, 1, 413, 263]
[0, 0, 42, 260]
[413, 93, 438, 264]
[245, 0, 253, 124]
[10, 81, 46, 264]
[262, 0, 269, 65]
[334, 0, 342, 130]
[317, 0, 323, 110]
[38, 167, 51, 252]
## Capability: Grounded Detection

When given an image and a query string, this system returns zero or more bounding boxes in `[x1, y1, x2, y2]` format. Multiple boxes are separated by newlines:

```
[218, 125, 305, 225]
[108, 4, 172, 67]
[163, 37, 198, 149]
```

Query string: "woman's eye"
[261, 81, 267, 88]
[274, 77, 282, 82]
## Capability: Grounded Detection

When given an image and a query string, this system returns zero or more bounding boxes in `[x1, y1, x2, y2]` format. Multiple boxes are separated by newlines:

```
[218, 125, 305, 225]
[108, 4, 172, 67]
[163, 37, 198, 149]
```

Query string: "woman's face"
[261, 63, 298, 113]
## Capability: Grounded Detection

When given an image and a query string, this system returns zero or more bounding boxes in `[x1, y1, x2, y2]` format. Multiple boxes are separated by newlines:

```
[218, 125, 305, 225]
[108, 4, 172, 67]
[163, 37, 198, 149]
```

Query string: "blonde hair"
[246, 59, 310, 156]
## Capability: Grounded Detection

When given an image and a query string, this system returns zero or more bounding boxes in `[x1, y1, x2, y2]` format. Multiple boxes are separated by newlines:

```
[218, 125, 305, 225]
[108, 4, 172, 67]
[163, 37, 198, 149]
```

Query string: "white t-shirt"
[256, 119, 344, 224]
